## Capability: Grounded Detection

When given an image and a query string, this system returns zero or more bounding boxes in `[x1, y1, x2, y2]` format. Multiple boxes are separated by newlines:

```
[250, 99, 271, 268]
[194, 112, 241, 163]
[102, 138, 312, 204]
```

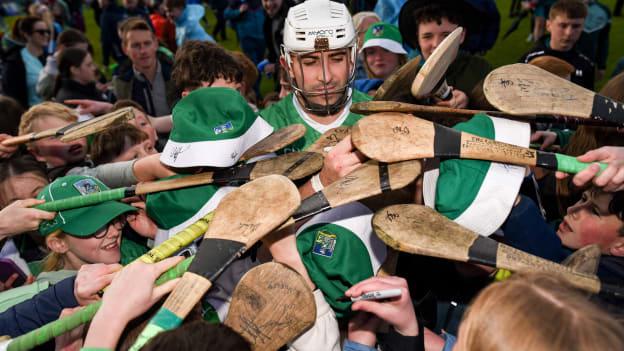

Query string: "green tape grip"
[130, 308, 183, 351]
[6, 257, 192, 351]
[35, 188, 127, 212]
[555, 154, 608, 175]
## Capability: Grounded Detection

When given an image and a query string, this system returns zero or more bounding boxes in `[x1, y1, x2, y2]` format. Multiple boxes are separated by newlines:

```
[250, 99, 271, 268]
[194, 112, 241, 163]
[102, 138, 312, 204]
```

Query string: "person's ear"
[181, 89, 190, 97]
[70, 65, 80, 78]
[609, 238, 624, 257]
[546, 19, 552, 33]
[46, 234, 69, 254]
[121, 41, 129, 56]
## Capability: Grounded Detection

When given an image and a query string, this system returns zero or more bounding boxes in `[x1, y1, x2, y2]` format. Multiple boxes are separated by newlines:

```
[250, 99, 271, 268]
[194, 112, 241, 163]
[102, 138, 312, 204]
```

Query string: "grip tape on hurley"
[35, 188, 129, 212]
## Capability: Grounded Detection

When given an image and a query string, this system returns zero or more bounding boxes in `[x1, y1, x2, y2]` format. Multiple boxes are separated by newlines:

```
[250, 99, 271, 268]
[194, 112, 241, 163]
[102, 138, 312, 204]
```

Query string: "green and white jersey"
[259, 90, 372, 153]
[295, 201, 387, 318]
[145, 176, 235, 245]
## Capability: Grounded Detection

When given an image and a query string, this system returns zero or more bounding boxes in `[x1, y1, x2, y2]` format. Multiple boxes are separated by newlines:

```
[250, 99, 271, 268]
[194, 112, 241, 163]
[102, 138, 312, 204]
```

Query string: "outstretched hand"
[64, 99, 113, 115]
[83, 256, 183, 349]
[0, 199, 56, 239]
[556, 146, 624, 192]
[0, 134, 18, 159]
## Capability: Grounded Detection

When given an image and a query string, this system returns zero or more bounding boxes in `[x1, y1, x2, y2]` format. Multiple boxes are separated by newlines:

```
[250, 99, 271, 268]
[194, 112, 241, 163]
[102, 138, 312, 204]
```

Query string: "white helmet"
[282, 0, 357, 116]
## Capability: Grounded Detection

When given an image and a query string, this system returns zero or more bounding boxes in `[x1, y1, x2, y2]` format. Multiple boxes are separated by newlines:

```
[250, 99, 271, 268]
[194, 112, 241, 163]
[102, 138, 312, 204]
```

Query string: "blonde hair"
[352, 11, 381, 32]
[19, 102, 78, 136]
[529, 55, 575, 79]
[455, 273, 624, 351]
[42, 230, 68, 272]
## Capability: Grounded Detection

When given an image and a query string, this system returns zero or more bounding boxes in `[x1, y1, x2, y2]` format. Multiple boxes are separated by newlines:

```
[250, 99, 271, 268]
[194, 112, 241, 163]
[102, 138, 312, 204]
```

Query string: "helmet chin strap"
[296, 89, 350, 116]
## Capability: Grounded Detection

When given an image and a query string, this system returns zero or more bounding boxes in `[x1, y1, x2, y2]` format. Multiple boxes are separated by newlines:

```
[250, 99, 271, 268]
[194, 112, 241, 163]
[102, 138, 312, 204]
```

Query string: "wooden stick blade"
[373, 204, 475, 262]
[59, 107, 135, 142]
[305, 126, 351, 154]
[225, 262, 316, 351]
[561, 244, 601, 276]
[411, 27, 462, 98]
[250, 152, 323, 181]
[374, 56, 422, 101]
[483, 63, 595, 118]
[373, 204, 603, 294]
[323, 160, 421, 208]
[134, 176, 301, 350]
[205, 174, 301, 244]
[240, 124, 307, 161]
[352, 113, 436, 162]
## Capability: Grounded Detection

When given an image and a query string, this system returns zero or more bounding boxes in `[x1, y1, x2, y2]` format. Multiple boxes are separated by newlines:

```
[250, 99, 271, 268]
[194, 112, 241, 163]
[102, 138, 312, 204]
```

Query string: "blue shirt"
[20, 48, 44, 106]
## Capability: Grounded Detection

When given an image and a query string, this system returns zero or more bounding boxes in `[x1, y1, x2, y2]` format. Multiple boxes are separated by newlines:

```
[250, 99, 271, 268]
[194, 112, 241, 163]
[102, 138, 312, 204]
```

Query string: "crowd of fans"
[0, 0, 623, 350]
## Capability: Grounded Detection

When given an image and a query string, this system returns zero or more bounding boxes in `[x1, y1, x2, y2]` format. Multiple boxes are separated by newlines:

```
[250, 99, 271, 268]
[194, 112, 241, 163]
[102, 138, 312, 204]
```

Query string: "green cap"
[37, 175, 136, 237]
[361, 22, 407, 55]
[296, 202, 386, 318]
[160, 87, 274, 168]
[423, 114, 530, 236]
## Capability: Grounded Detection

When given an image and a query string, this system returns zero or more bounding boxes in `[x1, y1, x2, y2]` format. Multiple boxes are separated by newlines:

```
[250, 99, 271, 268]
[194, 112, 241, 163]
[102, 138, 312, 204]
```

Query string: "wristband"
[311, 173, 324, 192]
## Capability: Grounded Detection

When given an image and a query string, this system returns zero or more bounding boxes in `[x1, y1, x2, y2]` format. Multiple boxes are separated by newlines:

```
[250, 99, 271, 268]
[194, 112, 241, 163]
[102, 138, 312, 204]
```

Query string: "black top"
[519, 36, 596, 91]
[1, 46, 45, 108]
[54, 78, 108, 105]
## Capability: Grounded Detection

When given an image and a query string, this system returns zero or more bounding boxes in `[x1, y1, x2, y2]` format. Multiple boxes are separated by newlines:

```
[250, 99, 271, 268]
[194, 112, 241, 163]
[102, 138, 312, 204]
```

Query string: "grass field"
[6, 0, 624, 95]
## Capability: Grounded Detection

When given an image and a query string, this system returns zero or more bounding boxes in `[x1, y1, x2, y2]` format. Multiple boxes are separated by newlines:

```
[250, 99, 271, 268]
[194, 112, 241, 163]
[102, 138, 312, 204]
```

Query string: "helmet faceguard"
[281, 0, 357, 116]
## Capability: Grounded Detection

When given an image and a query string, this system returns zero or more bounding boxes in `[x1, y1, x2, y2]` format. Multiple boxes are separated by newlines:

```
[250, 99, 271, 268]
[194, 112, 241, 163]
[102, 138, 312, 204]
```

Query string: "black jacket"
[1, 46, 44, 108]
[54, 78, 108, 105]
[520, 36, 596, 90]
[112, 52, 175, 116]
[262, 0, 292, 64]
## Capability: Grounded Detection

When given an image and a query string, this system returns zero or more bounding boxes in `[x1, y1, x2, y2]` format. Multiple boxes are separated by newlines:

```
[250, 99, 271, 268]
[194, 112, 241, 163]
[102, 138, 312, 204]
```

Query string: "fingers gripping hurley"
[411, 27, 463, 100]
[484, 63, 624, 123]
[134, 175, 300, 349]
[1, 107, 134, 146]
[225, 262, 316, 351]
[352, 113, 607, 174]
[2, 257, 194, 351]
[289, 160, 421, 224]
[372, 205, 624, 298]
[2, 212, 215, 351]
[240, 124, 307, 161]
[374, 56, 422, 101]
[305, 127, 351, 154]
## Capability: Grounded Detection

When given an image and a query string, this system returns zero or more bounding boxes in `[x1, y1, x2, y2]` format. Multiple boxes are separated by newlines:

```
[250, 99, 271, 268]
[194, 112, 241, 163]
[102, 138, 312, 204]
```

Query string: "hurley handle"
[139, 212, 213, 263]
[1, 134, 37, 147]
[34, 188, 129, 212]
[6, 257, 193, 351]
[555, 153, 608, 174]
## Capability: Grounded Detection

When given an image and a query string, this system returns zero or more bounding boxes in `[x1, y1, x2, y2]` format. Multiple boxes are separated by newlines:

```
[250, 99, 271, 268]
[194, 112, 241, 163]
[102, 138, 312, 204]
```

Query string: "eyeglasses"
[92, 216, 127, 239]
[33, 29, 51, 36]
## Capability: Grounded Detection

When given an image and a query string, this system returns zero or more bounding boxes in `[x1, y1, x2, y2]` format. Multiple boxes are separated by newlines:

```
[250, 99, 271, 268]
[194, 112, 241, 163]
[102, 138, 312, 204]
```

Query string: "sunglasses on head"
[33, 29, 51, 36]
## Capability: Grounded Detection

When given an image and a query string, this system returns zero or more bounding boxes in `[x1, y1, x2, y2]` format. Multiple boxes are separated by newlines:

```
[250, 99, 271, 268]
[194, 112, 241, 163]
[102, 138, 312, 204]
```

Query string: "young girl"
[355, 22, 407, 95]
[37, 175, 156, 272]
